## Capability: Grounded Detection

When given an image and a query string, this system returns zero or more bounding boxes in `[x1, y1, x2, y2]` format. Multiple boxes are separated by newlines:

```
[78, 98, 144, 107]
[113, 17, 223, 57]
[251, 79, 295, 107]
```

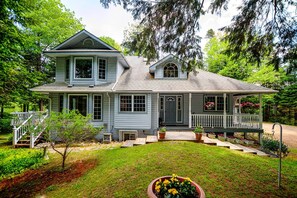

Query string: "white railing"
[13, 111, 49, 148]
[191, 114, 260, 129]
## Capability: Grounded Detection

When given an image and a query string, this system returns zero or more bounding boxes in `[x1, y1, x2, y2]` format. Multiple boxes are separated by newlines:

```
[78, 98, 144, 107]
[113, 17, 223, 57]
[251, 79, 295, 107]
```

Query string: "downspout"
[106, 92, 111, 133]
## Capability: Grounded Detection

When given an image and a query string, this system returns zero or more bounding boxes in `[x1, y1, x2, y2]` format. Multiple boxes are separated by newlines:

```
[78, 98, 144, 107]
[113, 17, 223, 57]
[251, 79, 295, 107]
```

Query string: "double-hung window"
[74, 57, 93, 79]
[98, 58, 107, 80]
[69, 95, 88, 116]
[93, 95, 102, 120]
[120, 95, 146, 112]
[204, 95, 228, 111]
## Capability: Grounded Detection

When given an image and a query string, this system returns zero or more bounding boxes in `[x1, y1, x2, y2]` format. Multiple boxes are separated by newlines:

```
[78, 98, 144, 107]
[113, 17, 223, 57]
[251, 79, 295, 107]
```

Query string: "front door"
[165, 96, 177, 125]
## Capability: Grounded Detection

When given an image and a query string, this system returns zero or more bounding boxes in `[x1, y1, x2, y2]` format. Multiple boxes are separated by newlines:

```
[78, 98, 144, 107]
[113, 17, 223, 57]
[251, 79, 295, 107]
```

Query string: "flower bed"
[147, 174, 205, 198]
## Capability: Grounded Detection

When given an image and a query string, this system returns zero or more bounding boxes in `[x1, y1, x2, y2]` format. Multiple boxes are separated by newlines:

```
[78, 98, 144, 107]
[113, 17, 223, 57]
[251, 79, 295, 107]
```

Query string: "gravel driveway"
[263, 122, 297, 149]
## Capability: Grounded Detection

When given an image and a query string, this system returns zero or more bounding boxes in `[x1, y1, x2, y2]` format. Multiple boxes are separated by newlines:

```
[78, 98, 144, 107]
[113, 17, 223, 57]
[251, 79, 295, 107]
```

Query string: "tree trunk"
[62, 145, 69, 170]
[39, 99, 44, 111]
[0, 102, 4, 118]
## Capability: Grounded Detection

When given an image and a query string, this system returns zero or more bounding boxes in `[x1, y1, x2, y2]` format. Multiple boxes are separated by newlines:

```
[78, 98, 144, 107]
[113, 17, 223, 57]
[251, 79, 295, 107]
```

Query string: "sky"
[61, 0, 240, 51]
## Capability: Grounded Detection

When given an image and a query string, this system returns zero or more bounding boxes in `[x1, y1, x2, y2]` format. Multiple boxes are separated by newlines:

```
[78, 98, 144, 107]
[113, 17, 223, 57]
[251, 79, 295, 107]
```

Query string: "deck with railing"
[191, 114, 261, 130]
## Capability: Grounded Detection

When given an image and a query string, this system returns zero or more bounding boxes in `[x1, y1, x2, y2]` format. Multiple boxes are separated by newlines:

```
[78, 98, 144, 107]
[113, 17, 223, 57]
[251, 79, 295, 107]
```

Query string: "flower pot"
[147, 176, 205, 198]
[195, 133, 202, 142]
[159, 132, 166, 139]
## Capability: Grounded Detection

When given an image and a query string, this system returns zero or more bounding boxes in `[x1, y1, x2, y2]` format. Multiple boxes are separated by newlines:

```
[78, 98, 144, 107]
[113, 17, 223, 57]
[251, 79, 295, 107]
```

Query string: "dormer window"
[74, 57, 93, 79]
[164, 63, 178, 78]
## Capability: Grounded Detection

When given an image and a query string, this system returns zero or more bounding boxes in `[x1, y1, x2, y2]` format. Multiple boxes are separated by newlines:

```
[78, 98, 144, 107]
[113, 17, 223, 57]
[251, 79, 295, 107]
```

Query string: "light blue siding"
[114, 94, 152, 129]
[183, 93, 189, 124]
[107, 57, 117, 83]
[50, 93, 59, 112]
[151, 93, 158, 131]
[154, 59, 187, 79]
[116, 60, 125, 80]
[56, 58, 65, 82]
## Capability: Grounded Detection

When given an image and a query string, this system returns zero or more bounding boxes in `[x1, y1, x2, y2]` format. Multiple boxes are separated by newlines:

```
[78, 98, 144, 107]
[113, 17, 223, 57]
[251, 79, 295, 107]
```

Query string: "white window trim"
[93, 94, 103, 121]
[204, 95, 228, 112]
[68, 94, 89, 114]
[74, 57, 93, 79]
[98, 58, 107, 80]
[176, 95, 183, 123]
[119, 94, 146, 113]
[163, 62, 179, 78]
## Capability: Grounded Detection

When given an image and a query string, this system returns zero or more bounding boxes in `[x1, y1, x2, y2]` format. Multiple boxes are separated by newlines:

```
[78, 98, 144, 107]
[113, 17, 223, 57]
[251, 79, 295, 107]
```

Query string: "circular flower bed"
[147, 174, 205, 198]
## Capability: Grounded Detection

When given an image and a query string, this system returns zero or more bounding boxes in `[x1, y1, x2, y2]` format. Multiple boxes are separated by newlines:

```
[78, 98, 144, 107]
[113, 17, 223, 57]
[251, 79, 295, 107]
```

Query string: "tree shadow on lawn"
[0, 159, 97, 198]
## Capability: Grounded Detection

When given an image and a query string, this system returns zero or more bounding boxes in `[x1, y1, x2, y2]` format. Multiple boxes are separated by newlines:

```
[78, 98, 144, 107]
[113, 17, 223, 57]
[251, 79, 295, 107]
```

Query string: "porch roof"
[114, 56, 277, 94]
[30, 82, 115, 93]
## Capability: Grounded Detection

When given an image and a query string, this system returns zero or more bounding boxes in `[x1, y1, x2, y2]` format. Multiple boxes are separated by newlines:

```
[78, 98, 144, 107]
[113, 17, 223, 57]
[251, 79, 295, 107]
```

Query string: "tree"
[99, 36, 122, 51]
[45, 110, 102, 170]
[100, 0, 296, 71]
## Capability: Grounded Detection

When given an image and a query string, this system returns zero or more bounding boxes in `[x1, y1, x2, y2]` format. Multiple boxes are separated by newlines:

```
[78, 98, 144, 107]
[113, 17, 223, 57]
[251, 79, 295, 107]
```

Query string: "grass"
[0, 133, 11, 146]
[37, 141, 297, 198]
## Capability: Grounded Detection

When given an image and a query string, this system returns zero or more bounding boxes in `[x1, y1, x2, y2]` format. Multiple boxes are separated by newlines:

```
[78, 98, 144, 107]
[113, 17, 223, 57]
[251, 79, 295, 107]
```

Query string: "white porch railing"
[191, 114, 260, 129]
[12, 111, 48, 148]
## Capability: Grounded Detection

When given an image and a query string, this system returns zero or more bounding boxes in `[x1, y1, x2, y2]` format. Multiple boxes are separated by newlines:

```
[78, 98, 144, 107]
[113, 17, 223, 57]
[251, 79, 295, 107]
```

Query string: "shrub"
[261, 137, 289, 157]
[0, 119, 12, 134]
[0, 149, 44, 180]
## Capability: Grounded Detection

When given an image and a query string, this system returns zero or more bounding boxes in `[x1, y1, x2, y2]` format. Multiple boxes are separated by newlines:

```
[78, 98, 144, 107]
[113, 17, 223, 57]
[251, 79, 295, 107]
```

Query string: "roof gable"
[53, 29, 117, 50]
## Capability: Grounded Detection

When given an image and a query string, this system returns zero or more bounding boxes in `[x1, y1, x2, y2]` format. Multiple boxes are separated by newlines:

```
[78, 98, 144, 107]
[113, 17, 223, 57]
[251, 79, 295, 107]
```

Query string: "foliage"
[45, 110, 103, 169]
[262, 136, 289, 157]
[193, 126, 203, 133]
[240, 102, 259, 114]
[0, 119, 12, 134]
[99, 36, 122, 51]
[159, 127, 166, 133]
[154, 174, 198, 198]
[0, 148, 44, 180]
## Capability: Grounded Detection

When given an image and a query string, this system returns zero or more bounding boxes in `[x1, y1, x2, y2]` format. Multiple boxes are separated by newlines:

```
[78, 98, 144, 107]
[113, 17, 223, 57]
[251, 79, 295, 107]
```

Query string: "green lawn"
[40, 141, 297, 198]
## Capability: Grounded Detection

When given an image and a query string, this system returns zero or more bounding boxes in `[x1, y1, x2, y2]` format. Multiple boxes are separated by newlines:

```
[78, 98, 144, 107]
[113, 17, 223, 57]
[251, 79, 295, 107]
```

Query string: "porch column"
[239, 97, 242, 114]
[157, 93, 159, 130]
[259, 94, 263, 129]
[223, 93, 227, 139]
[189, 93, 192, 128]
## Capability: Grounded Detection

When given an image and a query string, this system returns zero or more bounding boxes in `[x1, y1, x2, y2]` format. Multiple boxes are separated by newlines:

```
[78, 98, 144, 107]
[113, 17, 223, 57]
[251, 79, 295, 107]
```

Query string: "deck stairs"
[11, 111, 48, 148]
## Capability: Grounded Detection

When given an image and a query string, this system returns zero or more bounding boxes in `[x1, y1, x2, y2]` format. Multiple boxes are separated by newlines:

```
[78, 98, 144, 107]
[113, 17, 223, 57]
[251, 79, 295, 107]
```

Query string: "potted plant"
[193, 126, 203, 142]
[147, 174, 205, 198]
[159, 127, 166, 139]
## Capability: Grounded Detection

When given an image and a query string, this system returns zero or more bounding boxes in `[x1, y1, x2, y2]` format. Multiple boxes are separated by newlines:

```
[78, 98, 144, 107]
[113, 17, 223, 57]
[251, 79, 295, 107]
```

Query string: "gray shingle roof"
[114, 56, 277, 94]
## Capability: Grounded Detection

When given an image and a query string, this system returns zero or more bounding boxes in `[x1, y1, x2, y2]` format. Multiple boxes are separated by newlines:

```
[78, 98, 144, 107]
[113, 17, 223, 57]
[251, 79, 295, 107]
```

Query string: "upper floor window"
[98, 58, 107, 80]
[74, 57, 93, 79]
[164, 63, 178, 78]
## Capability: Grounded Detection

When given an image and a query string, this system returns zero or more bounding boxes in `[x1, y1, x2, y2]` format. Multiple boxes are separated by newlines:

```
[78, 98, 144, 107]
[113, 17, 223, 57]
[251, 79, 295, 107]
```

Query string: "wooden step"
[121, 140, 135, 148]
[234, 144, 258, 154]
[246, 147, 270, 157]
[146, 136, 158, 143]
[133, 138, 146, 146]
[202, 137, 217, 145]
[14, 143, 30, 148]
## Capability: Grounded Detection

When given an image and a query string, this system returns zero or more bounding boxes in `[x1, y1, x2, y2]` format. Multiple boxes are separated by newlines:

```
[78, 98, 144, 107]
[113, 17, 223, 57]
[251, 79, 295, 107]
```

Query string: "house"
[29, 29, 276, 143]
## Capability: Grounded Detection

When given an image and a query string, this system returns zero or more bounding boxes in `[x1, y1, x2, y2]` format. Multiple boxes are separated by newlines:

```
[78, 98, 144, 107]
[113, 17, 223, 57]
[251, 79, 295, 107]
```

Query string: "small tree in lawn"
[45, 110, 102, 170]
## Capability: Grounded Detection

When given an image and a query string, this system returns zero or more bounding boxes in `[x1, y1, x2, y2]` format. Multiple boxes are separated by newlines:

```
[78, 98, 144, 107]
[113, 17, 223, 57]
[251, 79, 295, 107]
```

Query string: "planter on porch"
[159, 127, 166, 140]
[147, 175, 205, 198]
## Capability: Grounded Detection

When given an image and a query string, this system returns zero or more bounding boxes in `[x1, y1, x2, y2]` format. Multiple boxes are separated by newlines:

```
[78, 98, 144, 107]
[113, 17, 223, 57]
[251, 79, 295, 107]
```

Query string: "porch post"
[157, 93, 159, 130]
[239, 97, 242, 114]
[223, 93, 227, 139]
[189, 93, 192, 128]
[259, 94, 263, 129]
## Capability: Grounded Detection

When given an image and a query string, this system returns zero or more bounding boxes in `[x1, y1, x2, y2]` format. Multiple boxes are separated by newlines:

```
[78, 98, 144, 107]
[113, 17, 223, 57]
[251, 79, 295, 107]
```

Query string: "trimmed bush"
[0, 149, 44, 180]
[0, 119, 13, 134]
[261, 137, 289, 157]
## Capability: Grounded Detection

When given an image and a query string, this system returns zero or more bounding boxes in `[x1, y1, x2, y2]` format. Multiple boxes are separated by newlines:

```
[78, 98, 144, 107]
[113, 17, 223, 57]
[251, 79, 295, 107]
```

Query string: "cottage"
[29, 29, 276, 143]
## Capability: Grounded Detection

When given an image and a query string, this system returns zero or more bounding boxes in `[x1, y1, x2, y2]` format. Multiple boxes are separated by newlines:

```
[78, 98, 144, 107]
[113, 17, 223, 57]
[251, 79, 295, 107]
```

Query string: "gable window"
[98, 58, 107, 80]
[204, 95, 228, 111]
[93, 95, 102, 120]
[120, 95, 146, 112]
[74, 57, 93, 79]
[164, 63, 178, 78]
[69, 95, 88, 116]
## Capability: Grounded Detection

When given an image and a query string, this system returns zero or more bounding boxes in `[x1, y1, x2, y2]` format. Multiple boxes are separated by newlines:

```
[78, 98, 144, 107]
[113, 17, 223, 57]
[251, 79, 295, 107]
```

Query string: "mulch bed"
[0, 159, 97, 198]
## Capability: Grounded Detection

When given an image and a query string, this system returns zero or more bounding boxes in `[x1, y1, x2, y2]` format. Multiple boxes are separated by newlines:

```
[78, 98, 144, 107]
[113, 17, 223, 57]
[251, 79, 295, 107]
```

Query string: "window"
[74, 57, 92, 79]
[59, 94, 64, 112]
[93, 95, 102, 120]
[177, 96, 182, 122]
[204, 95, 228, 111]
[160, 97, 164, 110]
[164, 63, 178, 78]
[98, 59, 106, 80]
[120, 95, 146, 112]
[69, 95, 88, 116]
[65, 59, 70, 80]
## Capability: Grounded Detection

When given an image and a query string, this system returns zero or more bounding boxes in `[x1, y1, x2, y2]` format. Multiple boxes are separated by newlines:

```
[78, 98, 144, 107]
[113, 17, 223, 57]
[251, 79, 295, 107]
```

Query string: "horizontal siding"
[50, 93, 59, 112]
[183, 93, 189, 125]
[114, 94, 152, 129]
[107, 57, 117, 83]
[116, 60, 125, 80]
[151, 93, 158, 130]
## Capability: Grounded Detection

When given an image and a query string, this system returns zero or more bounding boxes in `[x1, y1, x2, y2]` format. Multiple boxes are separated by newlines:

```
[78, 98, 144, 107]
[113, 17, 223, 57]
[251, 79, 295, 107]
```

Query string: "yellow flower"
[155, 185, 161, 192]
[168, 188, 179, 195]
[172, 174, 177, 178]
[163, 179, 170, 186]
[185, 177, 192, 182]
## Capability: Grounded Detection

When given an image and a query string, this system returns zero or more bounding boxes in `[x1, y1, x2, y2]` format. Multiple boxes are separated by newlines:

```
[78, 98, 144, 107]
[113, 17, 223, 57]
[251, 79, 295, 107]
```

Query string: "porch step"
[14, 143, 30, 148]
[121, 140, 135, 148]
[232, 144, 257, 154]
[133, 138, 146, 146]
[146, 136, 158, 143]
[202, 137, 217, 145]
[209, 139, 230, 148]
